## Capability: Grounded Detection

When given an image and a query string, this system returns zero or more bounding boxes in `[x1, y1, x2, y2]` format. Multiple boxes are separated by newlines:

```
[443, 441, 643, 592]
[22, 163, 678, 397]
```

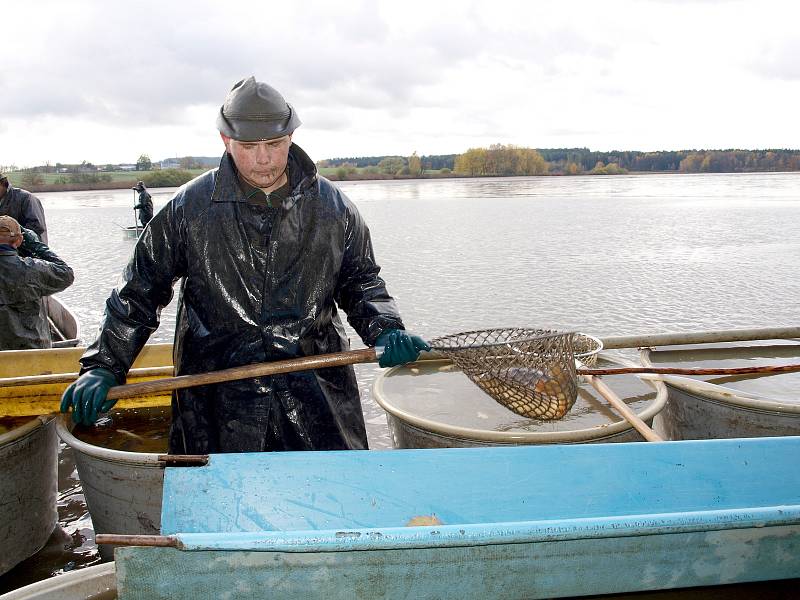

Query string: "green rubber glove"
[60, 368, 118, 426]
[375, 329, 431, 368]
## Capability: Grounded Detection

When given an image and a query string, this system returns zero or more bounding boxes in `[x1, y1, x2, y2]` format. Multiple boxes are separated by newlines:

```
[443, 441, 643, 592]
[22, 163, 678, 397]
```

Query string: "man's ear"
[220, 132, 231, 153]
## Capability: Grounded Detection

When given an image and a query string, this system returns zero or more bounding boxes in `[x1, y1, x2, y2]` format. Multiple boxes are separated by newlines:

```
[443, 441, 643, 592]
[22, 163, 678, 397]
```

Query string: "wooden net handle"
[105, 348, 378, 401]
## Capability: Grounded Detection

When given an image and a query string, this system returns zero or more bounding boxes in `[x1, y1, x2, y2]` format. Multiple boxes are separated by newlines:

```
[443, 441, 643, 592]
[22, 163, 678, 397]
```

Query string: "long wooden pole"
[0, 366, 174, 388]
[4, 362, 799, 391]
[600, 326, 800, 350]
[578, 364, 800, 377]
[96, 534, 177, 548]
[581, 374, 664, 442]
[103, 360, 800, 402]
[104, 347, 379, 401]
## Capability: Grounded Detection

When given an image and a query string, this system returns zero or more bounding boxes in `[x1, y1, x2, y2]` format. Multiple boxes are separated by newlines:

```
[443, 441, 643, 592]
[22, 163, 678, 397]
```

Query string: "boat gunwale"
[158, 504, 800, 553]
[45, 295, 81, 348]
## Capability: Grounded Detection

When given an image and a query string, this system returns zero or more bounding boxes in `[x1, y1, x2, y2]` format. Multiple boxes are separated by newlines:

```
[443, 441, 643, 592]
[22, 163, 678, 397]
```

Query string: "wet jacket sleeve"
[15, 231, 74, 299]
[333, 201, 404, 347]
[80, 196, 186, 382]
[16, 189, 48, 243]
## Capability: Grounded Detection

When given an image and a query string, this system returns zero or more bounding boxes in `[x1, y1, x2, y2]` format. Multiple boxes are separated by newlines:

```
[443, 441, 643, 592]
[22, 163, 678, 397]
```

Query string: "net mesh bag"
[430, 328, 600, 420]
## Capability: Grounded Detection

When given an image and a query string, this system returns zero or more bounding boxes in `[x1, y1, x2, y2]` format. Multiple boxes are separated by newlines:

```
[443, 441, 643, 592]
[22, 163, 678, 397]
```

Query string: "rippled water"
[35, 172, 800, 447]
[2, 172, 798, 592]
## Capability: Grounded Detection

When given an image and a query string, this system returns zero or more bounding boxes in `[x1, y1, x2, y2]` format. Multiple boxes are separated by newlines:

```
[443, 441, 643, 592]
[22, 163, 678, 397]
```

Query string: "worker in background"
[133, 181, 154, 227]
[0, 216, 74, 350]
[0, 172, 48, 243]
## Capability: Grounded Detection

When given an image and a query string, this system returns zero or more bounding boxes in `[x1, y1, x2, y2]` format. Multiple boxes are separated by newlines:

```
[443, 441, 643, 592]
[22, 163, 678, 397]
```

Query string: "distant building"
[118, 164, 137, 171]
[160, 158, 181, 170]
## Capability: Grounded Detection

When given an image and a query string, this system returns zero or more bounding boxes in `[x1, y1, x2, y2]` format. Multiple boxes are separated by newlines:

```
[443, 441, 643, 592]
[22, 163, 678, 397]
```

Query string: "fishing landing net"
[429, 328, 602, 420]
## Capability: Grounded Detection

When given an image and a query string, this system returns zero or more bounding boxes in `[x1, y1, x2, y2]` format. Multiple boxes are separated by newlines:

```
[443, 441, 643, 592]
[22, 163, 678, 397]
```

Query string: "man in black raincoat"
[0, 216, 74, 350]
[0, 173, 49, 244]
[132, 181, 154, 227]
[61, 77, 429, 454]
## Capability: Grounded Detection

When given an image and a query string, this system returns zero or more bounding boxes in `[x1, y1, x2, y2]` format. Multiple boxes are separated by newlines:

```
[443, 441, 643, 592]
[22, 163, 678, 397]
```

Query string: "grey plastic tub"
[55, 416, 164, 562]
[0, 416, 58, 575]
[373, 356, 668, 448]
[642, 342, 800, 440]
[0, 562, 115, 599]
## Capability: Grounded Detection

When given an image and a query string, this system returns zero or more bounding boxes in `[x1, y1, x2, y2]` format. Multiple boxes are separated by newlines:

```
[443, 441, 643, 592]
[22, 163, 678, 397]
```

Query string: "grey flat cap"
[216, 77, 301, 141]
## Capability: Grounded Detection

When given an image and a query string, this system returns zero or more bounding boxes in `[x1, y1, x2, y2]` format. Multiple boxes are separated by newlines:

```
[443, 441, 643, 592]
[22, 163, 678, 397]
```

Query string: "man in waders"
[61, 76, 429, 454]
[133, 181, 154, 227]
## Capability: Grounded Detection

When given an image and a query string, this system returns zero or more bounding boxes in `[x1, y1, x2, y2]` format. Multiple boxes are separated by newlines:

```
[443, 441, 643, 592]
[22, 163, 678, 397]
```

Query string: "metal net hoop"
[573, 332, 603, 367]
[429, 328, 602, 420]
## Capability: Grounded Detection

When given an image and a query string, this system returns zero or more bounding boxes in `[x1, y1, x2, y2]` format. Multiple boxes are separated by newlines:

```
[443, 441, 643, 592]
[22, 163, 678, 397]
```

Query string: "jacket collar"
[211, 143, 318, 209]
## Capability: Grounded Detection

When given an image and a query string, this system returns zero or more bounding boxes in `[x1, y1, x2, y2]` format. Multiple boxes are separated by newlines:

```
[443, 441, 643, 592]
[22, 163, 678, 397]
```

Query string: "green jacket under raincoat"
[80, 145, 404, 453]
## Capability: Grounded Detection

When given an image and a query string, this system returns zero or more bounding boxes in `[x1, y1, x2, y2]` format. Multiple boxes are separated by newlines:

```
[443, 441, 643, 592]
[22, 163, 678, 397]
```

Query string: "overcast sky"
[3, 0, 799, 167]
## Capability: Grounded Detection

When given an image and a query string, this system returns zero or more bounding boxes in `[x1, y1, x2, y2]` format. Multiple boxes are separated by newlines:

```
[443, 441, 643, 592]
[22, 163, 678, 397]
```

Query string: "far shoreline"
[19, 169, 799, 194]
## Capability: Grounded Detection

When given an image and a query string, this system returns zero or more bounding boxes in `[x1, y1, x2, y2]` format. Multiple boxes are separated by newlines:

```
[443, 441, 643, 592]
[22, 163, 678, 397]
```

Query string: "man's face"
[221, 133, 291, 190]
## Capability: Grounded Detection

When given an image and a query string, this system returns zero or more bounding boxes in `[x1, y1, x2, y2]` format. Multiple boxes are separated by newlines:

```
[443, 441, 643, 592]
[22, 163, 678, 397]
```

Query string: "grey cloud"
[301, 108, 353, 132]
[750, 39, 800, 81]
[1, 1, 619, 127]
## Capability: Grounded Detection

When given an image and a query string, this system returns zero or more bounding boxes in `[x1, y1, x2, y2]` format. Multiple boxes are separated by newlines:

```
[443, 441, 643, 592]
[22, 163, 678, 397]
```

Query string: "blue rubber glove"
[375, 329, 431, 368]
[60, 368, 118, 426]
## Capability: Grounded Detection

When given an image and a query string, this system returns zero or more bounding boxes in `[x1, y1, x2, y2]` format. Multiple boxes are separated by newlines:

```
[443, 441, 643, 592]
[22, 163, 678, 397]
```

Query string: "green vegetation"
[5, 168, 208, 192]
[5, 147, 800, 193]
[136, 154, 152, 171]
[323, 147, 800, 177]
[142, 169, 197, 187]
[318, 154, 453, 181]
[454, 145, 548, 176]
[538, 148, 800, 174]
[588, 162, 628, 175]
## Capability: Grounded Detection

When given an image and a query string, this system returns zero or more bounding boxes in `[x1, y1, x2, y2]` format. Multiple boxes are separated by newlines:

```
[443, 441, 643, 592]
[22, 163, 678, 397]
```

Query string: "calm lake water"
[2, 172, 799, 591]
[38, 171, 800, 445]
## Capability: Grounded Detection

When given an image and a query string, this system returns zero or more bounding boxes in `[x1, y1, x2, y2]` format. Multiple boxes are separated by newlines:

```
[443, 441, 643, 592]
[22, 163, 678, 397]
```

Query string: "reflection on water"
[35, 173, 800, 446]
[2, 172, 799, 592]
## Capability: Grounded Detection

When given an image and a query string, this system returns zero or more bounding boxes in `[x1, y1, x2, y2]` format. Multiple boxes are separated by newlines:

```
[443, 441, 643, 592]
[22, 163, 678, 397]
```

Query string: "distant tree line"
[454, 144, 549, 176]
[319, 153, 456, 173]
[538, 148, 800, 174]
[320, 147, 800, 176]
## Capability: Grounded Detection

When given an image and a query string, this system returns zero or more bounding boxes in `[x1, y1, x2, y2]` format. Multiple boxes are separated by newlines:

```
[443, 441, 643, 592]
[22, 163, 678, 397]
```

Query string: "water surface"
[2, 172, 798, 592]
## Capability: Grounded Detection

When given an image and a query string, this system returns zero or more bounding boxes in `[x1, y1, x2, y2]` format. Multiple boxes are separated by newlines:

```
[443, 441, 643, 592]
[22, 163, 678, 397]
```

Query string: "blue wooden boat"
[112, 436, 800, 599]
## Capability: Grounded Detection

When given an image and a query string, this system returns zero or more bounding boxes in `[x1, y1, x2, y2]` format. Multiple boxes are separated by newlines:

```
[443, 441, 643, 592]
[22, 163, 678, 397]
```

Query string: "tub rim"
[0, 415, 52, 447]
[373, 354, 668, 443]
[640, 348, 800, 414]
[0, 561, 115, 599]
[56, 413, 164, 465]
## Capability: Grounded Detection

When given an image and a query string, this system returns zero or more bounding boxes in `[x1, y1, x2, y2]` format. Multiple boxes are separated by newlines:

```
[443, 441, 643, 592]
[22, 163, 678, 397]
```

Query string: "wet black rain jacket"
[80, 145, 404, 453]
[134, 190, 154, 227]
[0, 185, 48, 244]
[0, 237, 74, 350]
